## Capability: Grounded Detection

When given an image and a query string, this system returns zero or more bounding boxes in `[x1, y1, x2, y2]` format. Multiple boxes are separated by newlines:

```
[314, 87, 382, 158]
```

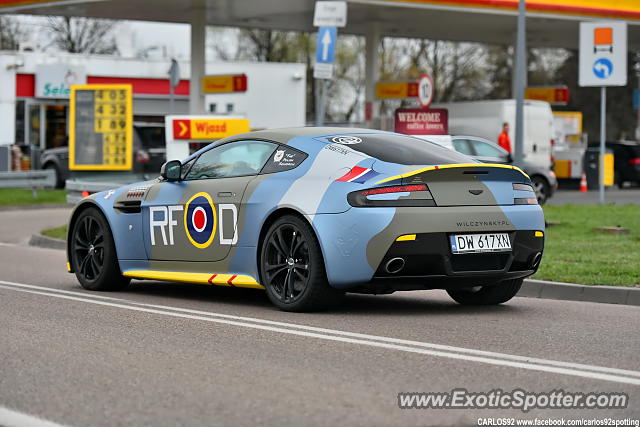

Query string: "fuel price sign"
[69, 84, 133, 170]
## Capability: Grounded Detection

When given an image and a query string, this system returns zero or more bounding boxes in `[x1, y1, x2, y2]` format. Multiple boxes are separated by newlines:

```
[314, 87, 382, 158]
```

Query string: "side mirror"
[505, 153, 514, 164]
[160, 160, 182, 182]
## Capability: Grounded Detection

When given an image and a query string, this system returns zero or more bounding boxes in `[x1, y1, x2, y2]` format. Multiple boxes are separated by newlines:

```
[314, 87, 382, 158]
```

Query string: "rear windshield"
[330, 133, 473, 165]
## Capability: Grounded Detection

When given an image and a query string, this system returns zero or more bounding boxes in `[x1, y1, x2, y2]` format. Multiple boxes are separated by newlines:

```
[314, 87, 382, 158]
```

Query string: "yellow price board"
[69, 84, 133, 171]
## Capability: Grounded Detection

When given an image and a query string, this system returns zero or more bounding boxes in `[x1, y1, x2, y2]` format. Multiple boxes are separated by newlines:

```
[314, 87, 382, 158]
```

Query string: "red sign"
[202, 74, 247, 93]
[173, 119, 191, 139]
[394, 108, 448, 135]
[524, 86, 570, 105]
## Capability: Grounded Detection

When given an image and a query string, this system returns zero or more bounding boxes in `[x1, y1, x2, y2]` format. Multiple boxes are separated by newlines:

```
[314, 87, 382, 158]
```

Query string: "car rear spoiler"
[376, 163, 529, 185]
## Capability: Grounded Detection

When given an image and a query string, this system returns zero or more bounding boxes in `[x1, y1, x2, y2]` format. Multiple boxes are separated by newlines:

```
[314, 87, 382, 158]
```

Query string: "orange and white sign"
[375, 81, 419, 99]
[201, 74, 247, 94]
[171, 117, 250, 140]
[525, 86, 570, 105]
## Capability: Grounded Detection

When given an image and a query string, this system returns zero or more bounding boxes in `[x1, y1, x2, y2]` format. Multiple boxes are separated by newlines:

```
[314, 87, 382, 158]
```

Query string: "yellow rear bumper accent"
[535, 231, 544, 237]
[396, 234, 416, 241]
[376, 163, 529, 184]
[122, 270, 264, 290]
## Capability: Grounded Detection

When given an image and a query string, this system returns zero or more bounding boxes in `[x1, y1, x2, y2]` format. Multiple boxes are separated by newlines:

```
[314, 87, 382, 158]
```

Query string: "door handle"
[217, 192, 235, 197]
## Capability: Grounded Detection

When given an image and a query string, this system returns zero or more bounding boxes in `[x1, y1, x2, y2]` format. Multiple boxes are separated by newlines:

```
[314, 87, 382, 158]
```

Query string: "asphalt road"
[1, 208, 639, 426]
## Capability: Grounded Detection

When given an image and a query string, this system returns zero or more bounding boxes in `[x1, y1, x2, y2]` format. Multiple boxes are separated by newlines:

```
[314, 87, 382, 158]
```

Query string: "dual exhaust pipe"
[384, 251, 542, 275]
[384, 257, 405, 274]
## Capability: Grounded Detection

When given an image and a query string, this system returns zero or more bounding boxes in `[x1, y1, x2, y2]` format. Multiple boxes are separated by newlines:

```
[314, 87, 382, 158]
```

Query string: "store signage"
[375, 82, 419, 99]
[171, 117, 250, 140]
[69, 84, 133, 171]
[394, 108, 448, 135]
[201, 74, 247, 93]
[35, 64, 86, 99]
[525, 86, 570, 105]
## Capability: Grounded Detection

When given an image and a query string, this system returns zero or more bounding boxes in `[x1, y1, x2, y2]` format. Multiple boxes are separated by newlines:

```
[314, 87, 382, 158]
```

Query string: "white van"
[431, 99, 554, 170]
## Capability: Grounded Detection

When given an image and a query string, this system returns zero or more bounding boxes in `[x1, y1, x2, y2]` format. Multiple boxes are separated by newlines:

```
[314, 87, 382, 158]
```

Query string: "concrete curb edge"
[28, 234, 66, 251]
[520, 279, 640, 307]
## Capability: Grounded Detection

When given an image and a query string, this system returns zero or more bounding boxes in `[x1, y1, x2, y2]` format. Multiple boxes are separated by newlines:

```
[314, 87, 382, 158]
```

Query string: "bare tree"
[45, 16, 117, 54]
[0, 15, 25, 50]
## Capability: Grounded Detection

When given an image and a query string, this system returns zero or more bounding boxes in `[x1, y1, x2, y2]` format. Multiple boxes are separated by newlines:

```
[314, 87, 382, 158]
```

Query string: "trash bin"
[584, 147, 614, 189]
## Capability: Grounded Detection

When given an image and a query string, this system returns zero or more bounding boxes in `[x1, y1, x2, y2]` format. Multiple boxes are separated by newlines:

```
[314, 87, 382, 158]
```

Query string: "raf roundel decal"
[330, 135, 362, 145]
[184, 192, 217, 249]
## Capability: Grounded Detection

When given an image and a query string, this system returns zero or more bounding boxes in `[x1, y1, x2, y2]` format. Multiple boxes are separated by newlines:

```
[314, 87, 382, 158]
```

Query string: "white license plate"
[450, 233, 511, 254]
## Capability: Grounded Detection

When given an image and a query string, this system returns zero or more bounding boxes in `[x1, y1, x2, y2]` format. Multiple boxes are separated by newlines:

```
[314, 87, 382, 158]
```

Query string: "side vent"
[113, 200, 142, 213]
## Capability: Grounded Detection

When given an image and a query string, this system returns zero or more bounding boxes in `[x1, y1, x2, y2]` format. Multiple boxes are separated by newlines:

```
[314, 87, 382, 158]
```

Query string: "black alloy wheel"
[73, 214, 105, 282]
[260, 215, 343, 312]
[264, 223, 310, 304]
[71, 208, 129, 291]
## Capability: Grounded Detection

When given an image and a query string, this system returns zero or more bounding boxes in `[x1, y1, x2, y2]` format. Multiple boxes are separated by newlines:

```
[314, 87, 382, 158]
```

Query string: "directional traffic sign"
[579, 21, 627, 87]
[315, 27, 337, 64]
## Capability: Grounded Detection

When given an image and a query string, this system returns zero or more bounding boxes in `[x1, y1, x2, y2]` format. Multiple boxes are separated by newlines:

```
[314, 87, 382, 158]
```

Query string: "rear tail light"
[512, 183, 534, 192]
[512, 183, 537, 205]
[348, 184, 435, 207]
[629, 158, 640, 165]
[514, 197, 538, 205]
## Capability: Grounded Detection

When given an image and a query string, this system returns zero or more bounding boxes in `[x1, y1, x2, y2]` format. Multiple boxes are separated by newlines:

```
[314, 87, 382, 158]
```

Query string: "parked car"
[451, 135, 557, 204]
[412, 134, 556, 204]
[39, 122, 166, 188]
[431, 99, 555, 172]
[587, 141, 640, 188]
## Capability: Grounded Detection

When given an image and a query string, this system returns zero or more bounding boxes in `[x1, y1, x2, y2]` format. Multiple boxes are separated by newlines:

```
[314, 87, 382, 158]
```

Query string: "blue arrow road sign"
[593, 58, 613, 79]
[315, 26, 337, 64]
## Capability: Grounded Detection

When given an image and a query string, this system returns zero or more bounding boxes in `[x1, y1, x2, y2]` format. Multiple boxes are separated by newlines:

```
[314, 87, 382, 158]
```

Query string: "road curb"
[28, 234, 66, 251]
[21, 236, 640, 307]
[0, 203, 70, 211]
[520, 279, 640, 307]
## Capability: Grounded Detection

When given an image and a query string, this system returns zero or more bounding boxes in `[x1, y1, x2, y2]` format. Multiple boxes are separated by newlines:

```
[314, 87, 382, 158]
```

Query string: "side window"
[185, 140, 277, 180]
[472, 140, 504, 158]
[452, 139, 473, 156]
[260, 145, 308, 174]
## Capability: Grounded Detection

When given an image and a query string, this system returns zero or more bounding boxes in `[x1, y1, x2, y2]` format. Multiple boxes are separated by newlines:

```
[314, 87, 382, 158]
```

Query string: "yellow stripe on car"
[396, 234, 417, 241]
[376, 163, 529, 184]
[122, 270, 264, 290]
[535, 231, 544, 237]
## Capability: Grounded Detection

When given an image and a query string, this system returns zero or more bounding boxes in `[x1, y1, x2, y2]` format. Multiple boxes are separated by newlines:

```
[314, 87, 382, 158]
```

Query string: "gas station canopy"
[2, 0, 639, 50]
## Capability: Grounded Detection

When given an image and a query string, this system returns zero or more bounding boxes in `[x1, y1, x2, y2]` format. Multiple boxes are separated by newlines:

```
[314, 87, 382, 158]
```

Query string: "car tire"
[70, 208, 130, 291]
[531, 176, 549, 205]
[260, 215, 343, 312]
[446, 278, 523, 305]
[44, 163, 63, 189]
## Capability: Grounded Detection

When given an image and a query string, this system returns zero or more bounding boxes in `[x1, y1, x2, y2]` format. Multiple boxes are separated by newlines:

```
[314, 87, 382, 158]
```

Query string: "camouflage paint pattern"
[67, 127, 544, 290]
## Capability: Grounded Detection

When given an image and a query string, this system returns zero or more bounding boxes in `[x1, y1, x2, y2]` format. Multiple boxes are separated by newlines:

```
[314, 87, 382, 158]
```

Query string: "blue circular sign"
[593, 58, 613, 79]
[184, 192, 216, 248]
